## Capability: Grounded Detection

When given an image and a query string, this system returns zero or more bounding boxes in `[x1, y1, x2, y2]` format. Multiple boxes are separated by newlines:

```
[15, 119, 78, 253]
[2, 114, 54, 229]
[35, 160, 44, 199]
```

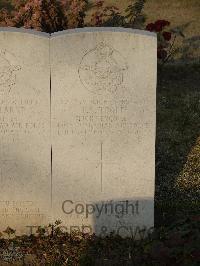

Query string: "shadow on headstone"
[91, 197, 154, 239]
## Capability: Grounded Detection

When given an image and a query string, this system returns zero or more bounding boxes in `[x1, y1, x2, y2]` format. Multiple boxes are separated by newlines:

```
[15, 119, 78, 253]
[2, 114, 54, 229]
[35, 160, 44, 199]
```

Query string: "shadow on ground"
[155, 63, 200, 226]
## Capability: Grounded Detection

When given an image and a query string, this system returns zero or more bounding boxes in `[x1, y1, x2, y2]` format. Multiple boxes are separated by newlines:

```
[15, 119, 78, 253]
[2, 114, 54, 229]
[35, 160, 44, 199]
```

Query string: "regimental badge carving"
[0, 49, 21, 95]
[78, 42, 128, 94]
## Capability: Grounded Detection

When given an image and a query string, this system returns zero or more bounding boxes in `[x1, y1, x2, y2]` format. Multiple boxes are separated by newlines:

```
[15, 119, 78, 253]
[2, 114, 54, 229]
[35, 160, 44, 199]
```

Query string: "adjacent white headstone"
[0, 27, 157, 237]
[0, 28, 51, 234]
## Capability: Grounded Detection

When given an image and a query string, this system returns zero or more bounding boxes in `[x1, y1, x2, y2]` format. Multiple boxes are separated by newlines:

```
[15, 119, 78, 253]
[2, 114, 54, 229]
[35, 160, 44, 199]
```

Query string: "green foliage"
[125, 0, 146, 28]
[0, 216, 199, 265]
[3, 226, 16, 237]
[90, 0, 146, 28]
[0, 0, 13, 11]
[79, 254, 95, 266]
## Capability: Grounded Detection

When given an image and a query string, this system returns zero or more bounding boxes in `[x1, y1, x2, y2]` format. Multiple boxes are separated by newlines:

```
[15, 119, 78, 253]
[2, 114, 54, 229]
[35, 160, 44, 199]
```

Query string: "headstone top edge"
[50, 27, 157, 38]
[0, 26, 157, 39]
[0, 27, 50, 37]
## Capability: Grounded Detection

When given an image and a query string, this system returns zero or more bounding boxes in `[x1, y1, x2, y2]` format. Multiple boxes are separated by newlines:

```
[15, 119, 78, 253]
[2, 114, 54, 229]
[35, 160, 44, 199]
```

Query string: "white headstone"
[0, 28, 51, 235]
[0, 27, 157, 237]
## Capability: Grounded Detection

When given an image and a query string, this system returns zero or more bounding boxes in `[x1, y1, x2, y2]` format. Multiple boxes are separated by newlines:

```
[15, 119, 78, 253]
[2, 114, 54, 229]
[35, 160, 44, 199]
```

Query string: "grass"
[155, 63, 200, 226]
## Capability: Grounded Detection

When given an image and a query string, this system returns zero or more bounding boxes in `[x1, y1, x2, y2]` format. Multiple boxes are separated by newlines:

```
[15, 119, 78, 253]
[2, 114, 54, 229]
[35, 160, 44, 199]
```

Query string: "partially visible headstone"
[0, 28, 51, 234]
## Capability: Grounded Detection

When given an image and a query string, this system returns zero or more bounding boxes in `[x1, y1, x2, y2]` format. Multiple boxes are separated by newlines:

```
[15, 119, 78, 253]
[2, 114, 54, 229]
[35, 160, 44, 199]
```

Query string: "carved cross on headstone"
[84, 142, 118, 192]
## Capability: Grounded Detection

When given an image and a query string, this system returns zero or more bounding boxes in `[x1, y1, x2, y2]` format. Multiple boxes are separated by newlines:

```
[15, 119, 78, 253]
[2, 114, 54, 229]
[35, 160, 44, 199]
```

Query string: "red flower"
[191, 215, 200, 222]
[157, 49, 167, 60]
[95, 15, 102, 25]
[163, 31, 172, 41]
[154, 20, 170, 32]
[191, 250, 200, 260]
[146, 23, 155, 32]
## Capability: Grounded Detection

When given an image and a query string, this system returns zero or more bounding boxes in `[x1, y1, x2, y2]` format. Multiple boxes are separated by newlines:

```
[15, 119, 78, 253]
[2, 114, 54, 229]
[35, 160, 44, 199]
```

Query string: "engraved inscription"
[0, 49, 21, 95]
[0, 201, 45, 219]
[78, 42, 128, 94]
[0, 98, 48, 140]
[56, 97, 151, 139]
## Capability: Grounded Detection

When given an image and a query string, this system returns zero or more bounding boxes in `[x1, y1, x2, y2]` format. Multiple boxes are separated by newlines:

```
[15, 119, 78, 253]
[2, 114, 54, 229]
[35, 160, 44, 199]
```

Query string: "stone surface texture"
[0, 27, 157, 237]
